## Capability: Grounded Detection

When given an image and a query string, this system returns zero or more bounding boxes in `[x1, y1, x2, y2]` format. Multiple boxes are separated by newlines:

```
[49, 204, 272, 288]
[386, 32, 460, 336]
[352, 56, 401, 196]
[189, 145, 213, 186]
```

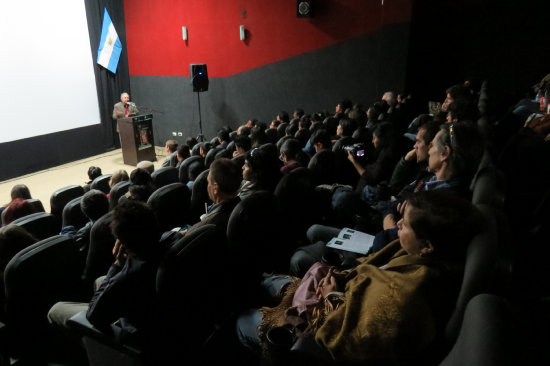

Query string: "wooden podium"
[118, 114, 156, 166]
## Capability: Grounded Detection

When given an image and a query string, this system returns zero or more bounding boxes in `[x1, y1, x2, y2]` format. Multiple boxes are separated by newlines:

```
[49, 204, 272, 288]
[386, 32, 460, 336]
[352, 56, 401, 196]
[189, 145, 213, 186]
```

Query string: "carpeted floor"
[0, 147, 167, 212]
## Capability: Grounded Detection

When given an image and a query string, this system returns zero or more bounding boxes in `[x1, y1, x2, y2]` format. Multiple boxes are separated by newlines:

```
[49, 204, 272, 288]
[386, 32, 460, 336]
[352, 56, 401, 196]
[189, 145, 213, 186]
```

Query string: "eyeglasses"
[448, 123, 455, 148]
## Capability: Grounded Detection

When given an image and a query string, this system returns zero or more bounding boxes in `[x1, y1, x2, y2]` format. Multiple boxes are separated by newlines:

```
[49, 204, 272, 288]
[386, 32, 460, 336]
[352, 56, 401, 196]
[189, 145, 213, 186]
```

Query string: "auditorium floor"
[0, 147, 166, 212]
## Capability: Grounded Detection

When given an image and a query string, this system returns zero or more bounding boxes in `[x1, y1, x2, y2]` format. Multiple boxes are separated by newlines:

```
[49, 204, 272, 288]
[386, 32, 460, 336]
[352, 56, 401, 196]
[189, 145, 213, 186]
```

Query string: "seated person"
[329, 120, 441, 229]
[0, 224, 38, 320]
[186, 159, 206, 191]
[279, 138, 309, 174]
[48, 200, 161, 344]
[232, 135, 252, 158]
[290, 121, 485, 277]
[83, 166, 102, 193]
[10, 184, 32, 201]
[162, 158, 242, 244]
[175, 144, 191, 169]
[236, 190, 483, 365]
[120, 168, 156, 203]
[2, 198, 34, 226]
[217, 128, 231, 149]
[108, 169, 130, 198]
[60, 189, 109, 265]
[161, 139, 178, 168]
[238, 147, 282, 199]
[109, 169, 129, 190]
[184, 157, 241, 235]
[136, 160, 155, 174]
[1, 184, 33, 216]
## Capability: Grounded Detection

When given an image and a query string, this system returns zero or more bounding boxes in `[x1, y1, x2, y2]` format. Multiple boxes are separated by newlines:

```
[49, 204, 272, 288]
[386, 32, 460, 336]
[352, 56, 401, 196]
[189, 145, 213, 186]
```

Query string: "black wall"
[130, 24, 411, 144]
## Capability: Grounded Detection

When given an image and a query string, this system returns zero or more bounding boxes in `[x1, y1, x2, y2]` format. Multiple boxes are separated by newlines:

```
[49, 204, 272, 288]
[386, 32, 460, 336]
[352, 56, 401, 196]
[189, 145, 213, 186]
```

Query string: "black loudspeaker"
[297, 1, 312, 17]
[189, 63, 209, 92]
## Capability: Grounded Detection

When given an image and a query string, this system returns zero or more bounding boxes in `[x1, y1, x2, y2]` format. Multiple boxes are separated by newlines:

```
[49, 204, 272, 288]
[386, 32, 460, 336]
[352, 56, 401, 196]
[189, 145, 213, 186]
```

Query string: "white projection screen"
[0, 0, 100, 144]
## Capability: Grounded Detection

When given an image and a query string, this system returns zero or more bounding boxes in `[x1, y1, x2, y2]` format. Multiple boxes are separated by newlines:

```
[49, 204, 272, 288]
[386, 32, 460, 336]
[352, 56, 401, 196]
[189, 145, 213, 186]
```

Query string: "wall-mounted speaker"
[297, 1, 312, 18]
[189, 63, 209, 92]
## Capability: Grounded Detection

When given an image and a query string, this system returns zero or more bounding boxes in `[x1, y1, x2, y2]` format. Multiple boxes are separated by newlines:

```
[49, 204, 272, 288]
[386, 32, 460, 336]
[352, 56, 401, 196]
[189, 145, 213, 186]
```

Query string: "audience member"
[60, 189, 109, 264]
[217, 128, 231, 149]
[109, 169, 129, 192]
[0, 224, 38, 320]
[121, 168, 156, 202]
[279, 138, 309, 174]
[237, 189, 483, 365]
[239, 147, 282, 199]
[10, 184, 32, 200]
[186, 158, 241, 234]
[83, 166, 102, 192]
[1, 184, 32, 215]
[136, 160, 155, 174]
[2, 198, 34, 226]
[48, 200, 161, 345]
[290, 121, 483, 276]
[175, 144, 191, 169]
[161, 139, 178, 168]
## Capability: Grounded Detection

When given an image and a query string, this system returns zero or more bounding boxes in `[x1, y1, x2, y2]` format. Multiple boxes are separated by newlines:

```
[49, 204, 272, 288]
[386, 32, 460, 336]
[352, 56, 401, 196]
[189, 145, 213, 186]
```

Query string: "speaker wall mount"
[297, 1, 313, 17]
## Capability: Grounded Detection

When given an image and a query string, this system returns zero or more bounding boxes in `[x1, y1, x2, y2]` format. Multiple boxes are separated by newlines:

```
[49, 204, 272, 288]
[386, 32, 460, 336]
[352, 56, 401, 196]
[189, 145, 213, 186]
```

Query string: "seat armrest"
[67, 311, 142, 358]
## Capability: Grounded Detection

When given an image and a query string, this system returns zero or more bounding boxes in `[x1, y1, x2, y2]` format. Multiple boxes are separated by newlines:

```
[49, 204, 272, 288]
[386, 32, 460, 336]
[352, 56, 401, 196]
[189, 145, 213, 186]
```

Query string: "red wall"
[124, 0, 412, 77]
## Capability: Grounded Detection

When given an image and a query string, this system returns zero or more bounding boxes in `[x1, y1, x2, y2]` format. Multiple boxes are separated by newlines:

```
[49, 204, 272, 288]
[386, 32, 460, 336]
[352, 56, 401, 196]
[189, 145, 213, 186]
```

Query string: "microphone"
[127, 102, 135, 106]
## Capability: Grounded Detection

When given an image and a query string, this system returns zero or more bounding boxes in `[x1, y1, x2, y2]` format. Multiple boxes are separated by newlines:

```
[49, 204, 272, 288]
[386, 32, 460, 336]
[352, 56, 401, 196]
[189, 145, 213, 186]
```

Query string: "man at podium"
[112, 92, 139, 132]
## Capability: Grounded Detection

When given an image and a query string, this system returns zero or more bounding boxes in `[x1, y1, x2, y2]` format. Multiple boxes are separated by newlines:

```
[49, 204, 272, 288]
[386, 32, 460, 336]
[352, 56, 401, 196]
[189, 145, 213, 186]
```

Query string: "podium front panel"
[118, 115, 156, 166]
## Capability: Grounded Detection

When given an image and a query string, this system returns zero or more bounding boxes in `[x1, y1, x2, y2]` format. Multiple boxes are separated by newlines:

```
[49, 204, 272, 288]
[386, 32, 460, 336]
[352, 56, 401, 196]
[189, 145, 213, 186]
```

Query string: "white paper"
[326, 227, 375, 255]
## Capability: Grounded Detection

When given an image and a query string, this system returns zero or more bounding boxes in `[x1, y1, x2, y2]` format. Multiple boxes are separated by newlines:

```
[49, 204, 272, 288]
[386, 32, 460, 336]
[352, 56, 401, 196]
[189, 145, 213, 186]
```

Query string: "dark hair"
[209, 158, 242, 195]
[10, 184, 31, 200]
[186, 137, 198, 149]
[293, 108, 305, 118]
[177, 144, 191, 160]
[338, 118, 355, 137]
[281, 138, 309, 166]
[372, 121, 396, 151]
[234, 135, 252, 152]
[311, 112, 325, 123]
[446, 84, 473, 100]
[128, 168, 155, 201]
[367, 104, 383, 122]
[447, 98, 479, 122]
[238, 126, 252, 137]
[81, 189, 109, 222]
[110, 200, 159, 259]
[285, 123, 298, 136]
[407, 190, 483, 262]
[278, 111, 290, 123]
[130, 168, 152, 186]
[418, 120, 442, 145]
[338, 99, 353, 112]
[310, 128, 331, 149]
[250, 127, 268, 147]
[200, 142, 213, 156]
[348, 108, 367, 126]
[87, 166, 102, 181]
[435, 121, 484, 184]
[217, 128, 230, 142]
[245, 147, 282, 191]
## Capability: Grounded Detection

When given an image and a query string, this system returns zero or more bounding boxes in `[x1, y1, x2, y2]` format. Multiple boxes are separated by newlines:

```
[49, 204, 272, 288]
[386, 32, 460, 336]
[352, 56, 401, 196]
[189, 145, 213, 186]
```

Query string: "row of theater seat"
[0, 148, 525, 365]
